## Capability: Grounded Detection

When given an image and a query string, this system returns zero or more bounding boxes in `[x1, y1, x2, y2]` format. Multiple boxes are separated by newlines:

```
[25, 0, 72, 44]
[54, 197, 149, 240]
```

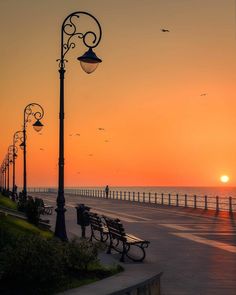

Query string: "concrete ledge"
[57, 265, 163, 295]
[109, 271, 163, 295]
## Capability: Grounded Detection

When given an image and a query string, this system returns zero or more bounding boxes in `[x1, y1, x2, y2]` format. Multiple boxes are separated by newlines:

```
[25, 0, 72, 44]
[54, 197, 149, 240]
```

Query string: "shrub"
[17, 193, 27, 212]
[25, 198, 41, 225]
[0, 235, 65, 294]
[17, 196, 41, 225]
[0, 235, 100, 294]
[63, 238, 99, 274]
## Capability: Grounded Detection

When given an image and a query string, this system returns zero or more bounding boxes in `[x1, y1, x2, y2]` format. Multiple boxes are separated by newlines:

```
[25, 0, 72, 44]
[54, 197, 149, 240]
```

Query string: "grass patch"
[0, 214, 53, 239]
[55, 264, 123, 294]
[0, 194, 17, 210]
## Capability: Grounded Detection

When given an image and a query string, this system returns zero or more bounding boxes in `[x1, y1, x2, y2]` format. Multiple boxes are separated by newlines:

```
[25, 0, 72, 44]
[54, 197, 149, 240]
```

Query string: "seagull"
[200, 93, 207, 96]
[69, 134, 73, 136]
[98, 128, 105, 131]
[161, 29, 170, 32]
[75, 133, 80, 136]
[104, 140, 109, 143]
[39, 148, 44, 151]
[88, 154, 93, 157]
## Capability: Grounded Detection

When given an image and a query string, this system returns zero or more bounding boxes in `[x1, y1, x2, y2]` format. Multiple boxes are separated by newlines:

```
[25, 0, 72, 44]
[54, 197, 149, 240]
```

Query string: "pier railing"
[28, 187, 236, 213]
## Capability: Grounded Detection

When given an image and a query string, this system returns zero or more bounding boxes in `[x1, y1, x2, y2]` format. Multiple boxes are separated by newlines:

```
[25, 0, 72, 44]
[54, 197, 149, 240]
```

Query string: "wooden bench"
[35, 198, 53, 215]
[103, 216, 150, 262]
[88, 212, 109, 242]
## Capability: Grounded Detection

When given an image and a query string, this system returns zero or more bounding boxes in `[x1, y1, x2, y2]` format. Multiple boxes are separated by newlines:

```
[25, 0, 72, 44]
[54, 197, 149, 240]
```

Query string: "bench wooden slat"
[88, 212, 109, 242]
[103, 215, 150, 262]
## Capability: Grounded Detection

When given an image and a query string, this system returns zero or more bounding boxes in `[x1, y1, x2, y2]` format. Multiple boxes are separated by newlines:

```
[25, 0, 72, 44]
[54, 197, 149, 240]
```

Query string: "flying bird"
[200, 93, 207, 96]
[98, 128, 105, 131]
[39, 148, 44, 151]
[75, 133, 80, 136]
[69, 134, 73, 136]
[161, 29, 170, 32]
[88, 154, 93, 157]
[104, 140, 110, 143]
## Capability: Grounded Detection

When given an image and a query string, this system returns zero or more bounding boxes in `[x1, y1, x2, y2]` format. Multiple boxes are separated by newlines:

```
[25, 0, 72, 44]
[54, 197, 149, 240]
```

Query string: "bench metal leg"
[120, 242, 126, 262]
[106, 237, 112, 254]
[126, 243, 148, 262]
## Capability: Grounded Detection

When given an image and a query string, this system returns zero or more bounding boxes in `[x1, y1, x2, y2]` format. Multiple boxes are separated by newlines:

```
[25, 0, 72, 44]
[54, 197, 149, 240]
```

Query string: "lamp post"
[1, 161, 6, 193]
[22, 103, 44, 198]
[55, 11, 102, 240]
[7, 145, 15, 195]
[5, 153, 10, 194]
[0, 161, 5, 192]
[13, 131, 23, 197]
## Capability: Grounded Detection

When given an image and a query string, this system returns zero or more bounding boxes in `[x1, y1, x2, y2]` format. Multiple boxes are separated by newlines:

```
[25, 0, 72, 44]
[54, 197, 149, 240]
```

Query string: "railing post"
[128, 191, 130, 201]
[176, 194, 179, 207]
[229, 197, 232, 213]
[116, 191, 118, 199]
[161, 193, 164, 205]
[155, 193, 157, 204]
[143, 192, 145, 203]
[133, 192, 135, 201]
[168, 194, 171, 206]
[120, 191, 122, 200]
[124, 191, 126, 201]
[204, 195, 208, 210]
[149, 192, 151, 203]
[194, 195, 197, 209]
[138, 192, 140, 202]
[216, 196, 219, 211]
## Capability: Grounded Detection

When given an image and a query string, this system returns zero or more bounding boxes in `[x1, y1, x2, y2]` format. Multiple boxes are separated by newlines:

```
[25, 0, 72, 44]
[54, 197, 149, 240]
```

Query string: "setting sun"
[220, 175, 229, 183]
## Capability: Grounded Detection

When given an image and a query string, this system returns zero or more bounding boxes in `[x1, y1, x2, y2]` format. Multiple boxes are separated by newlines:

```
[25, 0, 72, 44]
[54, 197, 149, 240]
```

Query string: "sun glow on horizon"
[220, 175, 229, 183]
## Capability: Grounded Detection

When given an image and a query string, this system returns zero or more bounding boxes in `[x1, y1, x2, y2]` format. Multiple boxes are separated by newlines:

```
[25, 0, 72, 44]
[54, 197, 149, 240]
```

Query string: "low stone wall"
[109, 272, 163, 295]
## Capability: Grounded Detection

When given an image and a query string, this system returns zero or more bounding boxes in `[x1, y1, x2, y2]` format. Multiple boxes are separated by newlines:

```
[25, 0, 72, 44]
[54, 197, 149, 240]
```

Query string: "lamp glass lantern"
[33, 119, 44, 132]
[19, 142, 25, 150]
[77, 47, 102, 74]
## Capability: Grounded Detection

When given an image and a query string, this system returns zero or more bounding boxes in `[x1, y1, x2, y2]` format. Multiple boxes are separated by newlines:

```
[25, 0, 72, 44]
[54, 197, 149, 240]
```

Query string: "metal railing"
[28, 187, 236, 213]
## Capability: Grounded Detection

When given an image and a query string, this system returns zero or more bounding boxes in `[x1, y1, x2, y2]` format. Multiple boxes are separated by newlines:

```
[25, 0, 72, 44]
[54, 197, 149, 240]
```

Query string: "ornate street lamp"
[5, 152, 10, 193]
[0, 161, 6, 192]
[2, 161, 7, 193]
[22, 103, 44, 198]
[55, 11, 102, 240]
[12, 130, 23, 198]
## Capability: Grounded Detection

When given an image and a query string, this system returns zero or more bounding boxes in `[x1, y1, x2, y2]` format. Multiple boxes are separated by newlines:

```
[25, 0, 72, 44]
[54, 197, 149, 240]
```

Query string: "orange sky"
[1, 0, 236, 187]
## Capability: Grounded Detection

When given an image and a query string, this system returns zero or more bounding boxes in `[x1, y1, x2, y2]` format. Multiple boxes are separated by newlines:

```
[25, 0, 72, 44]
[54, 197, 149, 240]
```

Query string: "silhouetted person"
[105, 185, 109, 199]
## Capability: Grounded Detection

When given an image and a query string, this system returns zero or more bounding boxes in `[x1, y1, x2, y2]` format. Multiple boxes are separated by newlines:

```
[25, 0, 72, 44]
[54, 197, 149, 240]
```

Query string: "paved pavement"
[33, 193, 236, 295]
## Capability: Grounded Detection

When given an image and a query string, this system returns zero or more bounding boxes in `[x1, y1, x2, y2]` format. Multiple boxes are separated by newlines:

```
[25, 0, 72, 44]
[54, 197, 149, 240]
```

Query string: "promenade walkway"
[34, 192, 236, 295]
